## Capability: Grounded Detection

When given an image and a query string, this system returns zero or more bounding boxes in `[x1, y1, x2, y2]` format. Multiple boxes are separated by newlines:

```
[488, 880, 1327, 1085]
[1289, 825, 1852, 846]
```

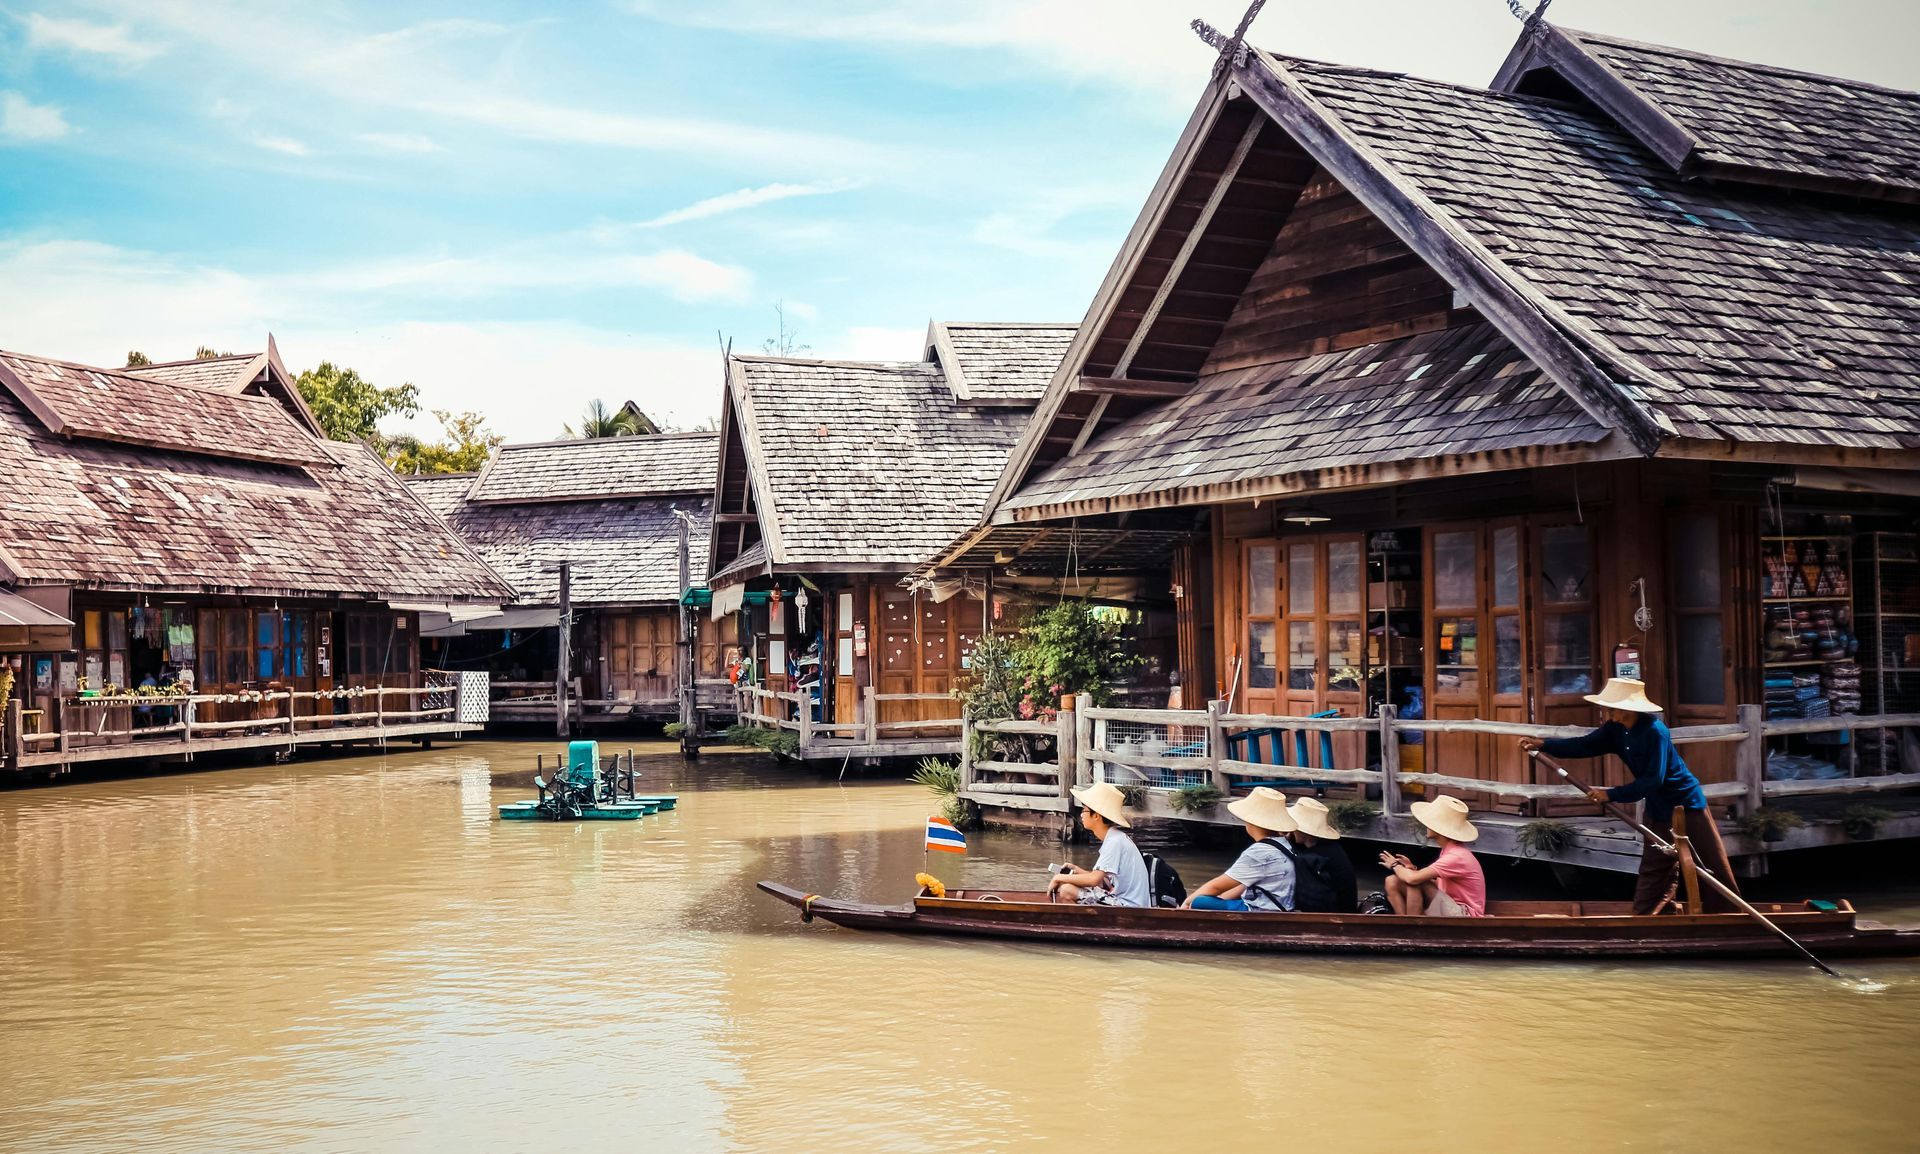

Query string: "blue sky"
[1, 0, 1914, 442]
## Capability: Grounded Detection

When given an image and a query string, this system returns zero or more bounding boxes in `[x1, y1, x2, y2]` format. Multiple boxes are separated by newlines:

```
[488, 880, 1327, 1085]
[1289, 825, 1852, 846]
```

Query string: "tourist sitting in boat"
[1050, 782, 1151, 907]
[1519, 677, 1740, 915]
[1286, 797, 1358, 913]
[1379, 796, 1485, 916]
[1180, 787, 1297, 912]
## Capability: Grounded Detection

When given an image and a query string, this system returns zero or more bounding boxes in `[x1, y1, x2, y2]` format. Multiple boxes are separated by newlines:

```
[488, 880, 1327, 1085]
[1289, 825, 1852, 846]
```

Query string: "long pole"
[675, 511, 696, 756]
[1529, 749, 1842, 979]
[555, 561, 572, 740]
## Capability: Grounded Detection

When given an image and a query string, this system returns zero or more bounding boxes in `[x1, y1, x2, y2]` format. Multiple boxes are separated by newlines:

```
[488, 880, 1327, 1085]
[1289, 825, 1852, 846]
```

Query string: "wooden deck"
[735, 686, 963, 762]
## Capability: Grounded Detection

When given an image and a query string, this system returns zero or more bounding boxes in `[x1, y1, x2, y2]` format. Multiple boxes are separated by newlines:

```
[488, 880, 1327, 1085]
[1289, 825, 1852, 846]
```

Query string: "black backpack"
[1141, 851, 1187, 909]
[1262, 836, 1341, 913]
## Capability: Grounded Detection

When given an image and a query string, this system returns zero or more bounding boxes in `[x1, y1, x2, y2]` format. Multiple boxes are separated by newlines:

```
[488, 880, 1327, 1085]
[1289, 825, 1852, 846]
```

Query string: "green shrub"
[663, 721, 687, 739]
[1168, 783, 1225, 814]
[912, 757, 961, 798]
[1840, 803, 1894, 839]
[1738, 806, 1805, 841]
[1116, 784, 1147, 808]
[1326, 799, 1379, 834]
[1517, 818, 1575, 857]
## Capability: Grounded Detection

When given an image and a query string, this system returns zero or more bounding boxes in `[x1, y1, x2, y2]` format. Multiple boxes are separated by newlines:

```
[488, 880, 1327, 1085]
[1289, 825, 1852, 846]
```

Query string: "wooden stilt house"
[0, 342, 512, 775]
[408, 432, 735, 729]
[942, 21, 1920, 862]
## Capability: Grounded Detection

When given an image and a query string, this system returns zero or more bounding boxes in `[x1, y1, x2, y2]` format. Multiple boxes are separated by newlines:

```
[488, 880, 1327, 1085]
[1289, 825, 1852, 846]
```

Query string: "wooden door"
[1530, 517, 1608, 806]
[917, 595, 954, 723]
[1239, 540, 1281, 716]
[1426, 524, 1485, 780]
[1486, 521, 1530, 793]
[604, 611, 675, 703]
[877, 586, 916, 727]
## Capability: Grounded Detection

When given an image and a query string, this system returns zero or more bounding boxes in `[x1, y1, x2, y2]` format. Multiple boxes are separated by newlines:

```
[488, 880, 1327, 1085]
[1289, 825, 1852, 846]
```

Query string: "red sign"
[852, 623, 868, 658]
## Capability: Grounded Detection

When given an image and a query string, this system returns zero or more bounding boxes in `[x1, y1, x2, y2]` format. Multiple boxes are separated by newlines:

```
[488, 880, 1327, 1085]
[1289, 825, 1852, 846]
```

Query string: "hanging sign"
[853, 623, 868, 658]
[1613, 643, 1641, 680]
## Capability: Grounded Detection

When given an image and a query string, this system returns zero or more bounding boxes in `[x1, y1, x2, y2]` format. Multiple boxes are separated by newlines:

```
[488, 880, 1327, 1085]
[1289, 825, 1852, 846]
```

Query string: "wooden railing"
[963, 700, 1920, 818]
[732, 685, 965, 752]
[5, 683, 468, 767]
[959, 705, 1077, 804]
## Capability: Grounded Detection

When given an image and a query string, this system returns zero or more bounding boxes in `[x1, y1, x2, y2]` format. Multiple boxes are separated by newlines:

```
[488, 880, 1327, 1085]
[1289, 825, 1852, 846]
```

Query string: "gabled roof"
[416, 493, 709, 608]
[1495, 24, 1920, 205]
[985, 27, 1920, 524]
[401, 472, 479, 518]
[927, 322, 1076, 404]
[0, 350, 331, 466]
[1007, 323, 1605, 517]
[715, 354, 1032, 577]
[0, 369, 510, 602]
[467, 432, 718, 504]
[127, 336, 326, 438]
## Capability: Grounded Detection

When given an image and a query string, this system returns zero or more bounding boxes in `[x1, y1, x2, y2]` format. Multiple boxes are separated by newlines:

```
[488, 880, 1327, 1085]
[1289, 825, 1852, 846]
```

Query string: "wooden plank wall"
[1202, 168, 1472, 376]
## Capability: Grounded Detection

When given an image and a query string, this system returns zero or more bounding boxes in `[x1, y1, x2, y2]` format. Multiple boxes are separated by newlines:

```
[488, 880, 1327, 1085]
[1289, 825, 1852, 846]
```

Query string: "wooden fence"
[956, 701, 1920, 818]
[733, 685, 964, 754]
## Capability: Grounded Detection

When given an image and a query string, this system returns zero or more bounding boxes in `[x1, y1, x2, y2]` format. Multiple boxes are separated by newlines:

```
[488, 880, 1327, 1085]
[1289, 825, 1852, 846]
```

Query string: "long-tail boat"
[757, 882, 1920, 960]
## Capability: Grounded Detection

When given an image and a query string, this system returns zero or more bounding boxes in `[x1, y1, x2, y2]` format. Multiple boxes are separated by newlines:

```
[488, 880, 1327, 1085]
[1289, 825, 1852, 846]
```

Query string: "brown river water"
[4, 739, 1919, 1153]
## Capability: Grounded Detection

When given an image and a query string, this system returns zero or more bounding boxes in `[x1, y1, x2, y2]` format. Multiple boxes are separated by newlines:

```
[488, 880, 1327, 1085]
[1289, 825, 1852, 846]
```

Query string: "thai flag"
[925, 816, 967, 854]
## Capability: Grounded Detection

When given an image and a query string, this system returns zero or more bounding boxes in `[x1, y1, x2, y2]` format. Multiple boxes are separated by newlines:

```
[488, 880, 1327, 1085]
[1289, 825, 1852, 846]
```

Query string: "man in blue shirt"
[1521, 678, 1740, 914]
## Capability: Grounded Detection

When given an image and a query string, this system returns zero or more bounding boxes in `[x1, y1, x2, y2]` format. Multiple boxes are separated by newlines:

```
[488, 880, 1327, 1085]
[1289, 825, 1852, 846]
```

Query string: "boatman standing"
[1519, 677, 1740, 914]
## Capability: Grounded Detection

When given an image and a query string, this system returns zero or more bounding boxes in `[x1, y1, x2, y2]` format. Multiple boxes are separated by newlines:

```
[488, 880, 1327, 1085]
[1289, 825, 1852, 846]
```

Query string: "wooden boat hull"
[757, 882, 1920, 960]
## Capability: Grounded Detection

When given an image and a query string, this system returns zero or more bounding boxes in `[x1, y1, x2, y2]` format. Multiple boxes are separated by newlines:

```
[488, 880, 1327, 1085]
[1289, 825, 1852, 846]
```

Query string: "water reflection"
[1, 739, 1917, 1153]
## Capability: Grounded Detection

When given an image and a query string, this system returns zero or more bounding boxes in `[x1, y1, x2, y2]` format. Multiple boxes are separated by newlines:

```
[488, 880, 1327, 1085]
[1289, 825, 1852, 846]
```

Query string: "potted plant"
[1738, 806, 1805, 843]
[1839, 803, 1894, 840]
[1169, 782, 1225, 814]
[1517, 818, 1576, 857]
[1326, 798, 1379, 834]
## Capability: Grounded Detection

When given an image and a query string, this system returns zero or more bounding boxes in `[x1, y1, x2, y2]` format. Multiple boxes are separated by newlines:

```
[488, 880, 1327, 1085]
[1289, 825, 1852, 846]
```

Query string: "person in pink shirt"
[1377, 795, 1485, 917]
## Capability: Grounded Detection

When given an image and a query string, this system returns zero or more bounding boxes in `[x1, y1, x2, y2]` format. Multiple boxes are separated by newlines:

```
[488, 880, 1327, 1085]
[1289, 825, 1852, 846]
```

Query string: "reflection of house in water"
[709, 323, 1186, 761]
[939, 22, 1920, 866]
[0, 338, 511, 775]
[409, 432, 737, 730]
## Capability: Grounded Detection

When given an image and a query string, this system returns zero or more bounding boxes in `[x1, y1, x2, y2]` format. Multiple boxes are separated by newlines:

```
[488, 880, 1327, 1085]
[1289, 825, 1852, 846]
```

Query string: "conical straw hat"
[1070, 781, 1133, 828]
[1288, 796, 1341, 840]
[1584, 677, 1662, 713]
[1226, 786, 1296, 834]
[1409, 795, 1479, 842]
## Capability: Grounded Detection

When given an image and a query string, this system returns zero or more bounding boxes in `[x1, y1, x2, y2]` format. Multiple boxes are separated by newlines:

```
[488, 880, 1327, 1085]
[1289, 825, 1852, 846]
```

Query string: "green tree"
[565, 398, 642, 438]
[124, 351, 152, 367]
[295, 361, 421, 444]
[194, 345, 232, 360]
[386, 410, 501, 474]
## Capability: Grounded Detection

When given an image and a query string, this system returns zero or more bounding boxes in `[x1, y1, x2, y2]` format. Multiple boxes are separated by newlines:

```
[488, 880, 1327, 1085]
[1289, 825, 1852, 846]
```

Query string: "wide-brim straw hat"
[1584, 676, 1663, 714]
[1226, 786, 1297, 834]
[1288, 796, 1341, 840]
[1070, 781, 1133, 828]
[1410, 795, 1479, 842]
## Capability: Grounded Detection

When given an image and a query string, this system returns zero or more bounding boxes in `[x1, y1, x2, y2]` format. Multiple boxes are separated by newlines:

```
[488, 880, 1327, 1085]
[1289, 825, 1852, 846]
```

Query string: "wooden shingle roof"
[129, 353, 264, 393]
[929, 322, 1076, 404]
[468, 432, 718, 504]
[0, 381, 510, 602]
[1006, 324, 1606, 517]
[723, 354, 1033, 572]
[425, 495, 710, 608]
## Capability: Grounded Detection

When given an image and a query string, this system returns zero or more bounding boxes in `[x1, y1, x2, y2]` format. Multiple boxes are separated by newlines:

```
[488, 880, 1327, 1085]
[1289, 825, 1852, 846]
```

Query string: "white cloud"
[358, 131, 443, 153]
[635, 179, 863, 229]
[252, 134, 310, 156]
[0, 92, 71, 142]
[20, 13, 164, 62]
[313, 246, 753, 304]
[0, 237, 726, 442]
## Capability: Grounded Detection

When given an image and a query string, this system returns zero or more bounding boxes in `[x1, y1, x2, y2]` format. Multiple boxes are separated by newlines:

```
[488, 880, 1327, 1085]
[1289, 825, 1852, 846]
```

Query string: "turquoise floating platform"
[495, 795, 677, 821]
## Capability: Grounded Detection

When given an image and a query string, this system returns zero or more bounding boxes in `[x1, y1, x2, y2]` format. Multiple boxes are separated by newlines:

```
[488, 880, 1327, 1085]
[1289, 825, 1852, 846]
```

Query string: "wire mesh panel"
[1095, 717, 1210, 789]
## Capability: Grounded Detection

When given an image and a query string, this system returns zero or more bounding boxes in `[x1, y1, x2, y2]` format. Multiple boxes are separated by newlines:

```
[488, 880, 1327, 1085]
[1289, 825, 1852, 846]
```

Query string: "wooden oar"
[1528, 749, 1843, 979]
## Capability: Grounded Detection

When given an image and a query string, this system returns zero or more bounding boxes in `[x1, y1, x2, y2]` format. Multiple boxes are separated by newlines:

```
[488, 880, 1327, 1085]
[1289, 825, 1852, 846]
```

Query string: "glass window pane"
[1542, 613, 1593, 695]
[84, 610, 103, 650]
[1493, 525, 1520, 607]
[225, 611, 248, 648]
[1327, 541, 1361, 614]
[1287, 621, 1318, 691]
[1540, 525, 1592, 605]
[225, 649, 247, 685]
[1248, 621, 1277, 689]
[1434, 615, 1478, 693]
[1677, 615, 1725, 705]
[1494, 615, 1523, 695]
[256, 612, 279, 647]
[1669, 513, 1721, 609]
[1287, 544, 1317, 617]
[1433, 531, 1478, 608]
[1248, 546, 1277, 617]
[1328, 620, 1363, 691]
[257, 647, 276, 680]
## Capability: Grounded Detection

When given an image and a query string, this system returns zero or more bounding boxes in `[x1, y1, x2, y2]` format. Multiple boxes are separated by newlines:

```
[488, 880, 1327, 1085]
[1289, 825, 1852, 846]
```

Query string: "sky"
[0, 0, 1915, 443]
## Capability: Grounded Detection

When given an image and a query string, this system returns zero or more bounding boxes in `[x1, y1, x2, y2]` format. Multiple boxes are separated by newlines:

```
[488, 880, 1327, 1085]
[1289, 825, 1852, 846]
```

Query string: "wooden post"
[1379, 704, 1403, 815]
[1673, 806, 1703, 915]
[797, 693, 814, 753]
[554, 561, 572, 739]
[4, 699, 21, 768]
[1055, 695, 1077, 800]
[675, 512, 695, 752]
[57, 700, 69, 757]
[1736, 703, 1765, 816]
[1074, 701, 1094, 787]
[863, 685, 877, 747]
[183, 697, 194, 749]
[959, 704, 974, 790]
[1206, 699, 1228, 795]
[285, 691, 297, 736]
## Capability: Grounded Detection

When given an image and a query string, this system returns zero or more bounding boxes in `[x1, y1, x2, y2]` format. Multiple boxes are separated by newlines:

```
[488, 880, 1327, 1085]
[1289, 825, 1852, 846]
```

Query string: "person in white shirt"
[1049, 781, 1151, 907]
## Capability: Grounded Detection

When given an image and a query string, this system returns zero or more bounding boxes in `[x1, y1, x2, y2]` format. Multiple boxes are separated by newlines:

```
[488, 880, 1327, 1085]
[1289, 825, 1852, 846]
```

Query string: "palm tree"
[566, 399, 642, 438]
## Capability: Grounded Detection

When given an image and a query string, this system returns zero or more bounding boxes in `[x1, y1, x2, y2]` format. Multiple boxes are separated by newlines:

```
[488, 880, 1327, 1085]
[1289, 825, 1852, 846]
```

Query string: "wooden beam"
[1068, 394, 1111, 456]
[1070, 375, 1194, 400]
[1112, 114, 1266, 379]
[712, 512, 757, 524]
